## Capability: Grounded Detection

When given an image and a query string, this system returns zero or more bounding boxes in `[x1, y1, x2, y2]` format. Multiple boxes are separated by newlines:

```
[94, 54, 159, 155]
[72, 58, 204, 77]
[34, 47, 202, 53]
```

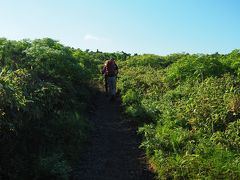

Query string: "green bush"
[118, 51, 240, 179]
[0, 38, 98, 179]
[38, 154, 71, 180]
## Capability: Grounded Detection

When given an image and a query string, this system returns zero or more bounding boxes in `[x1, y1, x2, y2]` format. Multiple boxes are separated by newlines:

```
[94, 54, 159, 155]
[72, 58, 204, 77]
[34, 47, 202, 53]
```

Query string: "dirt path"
[71, 88, 154, 180]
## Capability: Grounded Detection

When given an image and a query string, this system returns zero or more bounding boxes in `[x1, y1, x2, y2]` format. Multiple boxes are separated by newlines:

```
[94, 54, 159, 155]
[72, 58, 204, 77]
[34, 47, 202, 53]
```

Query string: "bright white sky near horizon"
[0, 0, 240, 55]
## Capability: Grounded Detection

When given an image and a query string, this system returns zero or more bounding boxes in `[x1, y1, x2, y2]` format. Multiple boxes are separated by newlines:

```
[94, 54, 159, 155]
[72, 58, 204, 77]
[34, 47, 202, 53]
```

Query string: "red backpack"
[105, 60, 115, 76]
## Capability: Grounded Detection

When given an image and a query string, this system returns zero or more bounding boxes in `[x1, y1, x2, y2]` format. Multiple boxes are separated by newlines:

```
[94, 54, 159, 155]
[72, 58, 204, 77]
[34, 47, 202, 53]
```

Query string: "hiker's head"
[110, 57, 115, 61]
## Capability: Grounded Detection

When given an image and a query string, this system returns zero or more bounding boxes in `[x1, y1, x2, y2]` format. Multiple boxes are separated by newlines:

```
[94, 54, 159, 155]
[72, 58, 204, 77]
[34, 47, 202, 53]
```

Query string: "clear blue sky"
[0, 0, 239, 55]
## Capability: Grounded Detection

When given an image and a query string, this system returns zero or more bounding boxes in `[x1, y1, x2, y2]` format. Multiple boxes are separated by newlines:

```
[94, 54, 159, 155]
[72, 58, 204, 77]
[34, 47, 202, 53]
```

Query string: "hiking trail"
[71, 87, 154, 180]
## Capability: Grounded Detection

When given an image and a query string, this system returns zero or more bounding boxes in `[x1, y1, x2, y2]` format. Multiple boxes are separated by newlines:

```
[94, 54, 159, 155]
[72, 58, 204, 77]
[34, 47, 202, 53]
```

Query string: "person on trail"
[102, 57, 118, 100]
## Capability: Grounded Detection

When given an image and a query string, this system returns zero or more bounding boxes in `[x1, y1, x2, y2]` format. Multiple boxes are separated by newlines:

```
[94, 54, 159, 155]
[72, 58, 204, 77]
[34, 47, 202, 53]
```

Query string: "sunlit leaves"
[118, 51, 240, 179]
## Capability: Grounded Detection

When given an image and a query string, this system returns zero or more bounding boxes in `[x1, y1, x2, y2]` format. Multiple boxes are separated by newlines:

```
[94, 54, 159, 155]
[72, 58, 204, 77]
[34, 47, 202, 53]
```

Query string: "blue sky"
[0, 0, 239, 55]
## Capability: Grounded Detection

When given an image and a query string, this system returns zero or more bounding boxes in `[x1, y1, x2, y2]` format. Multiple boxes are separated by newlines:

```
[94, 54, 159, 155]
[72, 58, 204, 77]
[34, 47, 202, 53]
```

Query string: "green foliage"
[165, 54, 230, 87]
[38, 154, 71, 180]
[2, 36, 240, 179]
[118, 51, 240, 179]
[125, 53, 186, 69]
[0, 38, 98, 179]
[221, 49, 240, 75]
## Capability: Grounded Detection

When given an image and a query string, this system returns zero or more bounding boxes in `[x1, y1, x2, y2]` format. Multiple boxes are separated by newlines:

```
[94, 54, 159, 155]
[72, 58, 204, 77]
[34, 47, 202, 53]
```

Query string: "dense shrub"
[118, 51, 240, 179]
[0, 38, 99, 179]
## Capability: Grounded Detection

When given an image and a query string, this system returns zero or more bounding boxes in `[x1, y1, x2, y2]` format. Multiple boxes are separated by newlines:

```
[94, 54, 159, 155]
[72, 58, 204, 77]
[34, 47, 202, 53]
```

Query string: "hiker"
[102, 57, 118, 100]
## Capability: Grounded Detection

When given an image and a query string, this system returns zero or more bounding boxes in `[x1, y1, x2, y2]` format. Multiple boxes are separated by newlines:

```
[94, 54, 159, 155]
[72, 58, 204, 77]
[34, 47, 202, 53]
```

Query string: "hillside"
[1, 37, 240, 179]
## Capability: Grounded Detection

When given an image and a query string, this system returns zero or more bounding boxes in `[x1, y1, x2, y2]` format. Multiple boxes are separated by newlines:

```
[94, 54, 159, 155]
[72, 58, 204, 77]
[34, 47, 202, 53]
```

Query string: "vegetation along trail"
[71, 87, 154, 180]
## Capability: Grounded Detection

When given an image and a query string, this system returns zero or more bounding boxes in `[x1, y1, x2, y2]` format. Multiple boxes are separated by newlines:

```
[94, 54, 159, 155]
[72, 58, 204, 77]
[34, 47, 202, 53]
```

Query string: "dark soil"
[71, 88, 154, 180]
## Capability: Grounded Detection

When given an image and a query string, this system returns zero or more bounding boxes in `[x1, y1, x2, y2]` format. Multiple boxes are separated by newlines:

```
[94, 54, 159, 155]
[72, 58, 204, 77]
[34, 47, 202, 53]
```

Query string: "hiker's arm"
[115, 64, 119, 75]
[102, 66, 106, 74]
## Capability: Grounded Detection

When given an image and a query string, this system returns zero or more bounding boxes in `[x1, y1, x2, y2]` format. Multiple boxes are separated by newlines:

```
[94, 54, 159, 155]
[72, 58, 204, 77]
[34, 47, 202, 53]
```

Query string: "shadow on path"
[71, 88, 154, 180]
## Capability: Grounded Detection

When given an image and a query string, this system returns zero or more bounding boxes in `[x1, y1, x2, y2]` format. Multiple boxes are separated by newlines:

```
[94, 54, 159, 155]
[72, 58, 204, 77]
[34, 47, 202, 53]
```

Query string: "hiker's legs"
[108, 76, 116, 97]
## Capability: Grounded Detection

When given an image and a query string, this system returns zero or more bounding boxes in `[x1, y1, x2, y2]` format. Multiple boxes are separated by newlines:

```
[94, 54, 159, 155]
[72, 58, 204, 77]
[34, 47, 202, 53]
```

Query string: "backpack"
[105, 60, 115, 76]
